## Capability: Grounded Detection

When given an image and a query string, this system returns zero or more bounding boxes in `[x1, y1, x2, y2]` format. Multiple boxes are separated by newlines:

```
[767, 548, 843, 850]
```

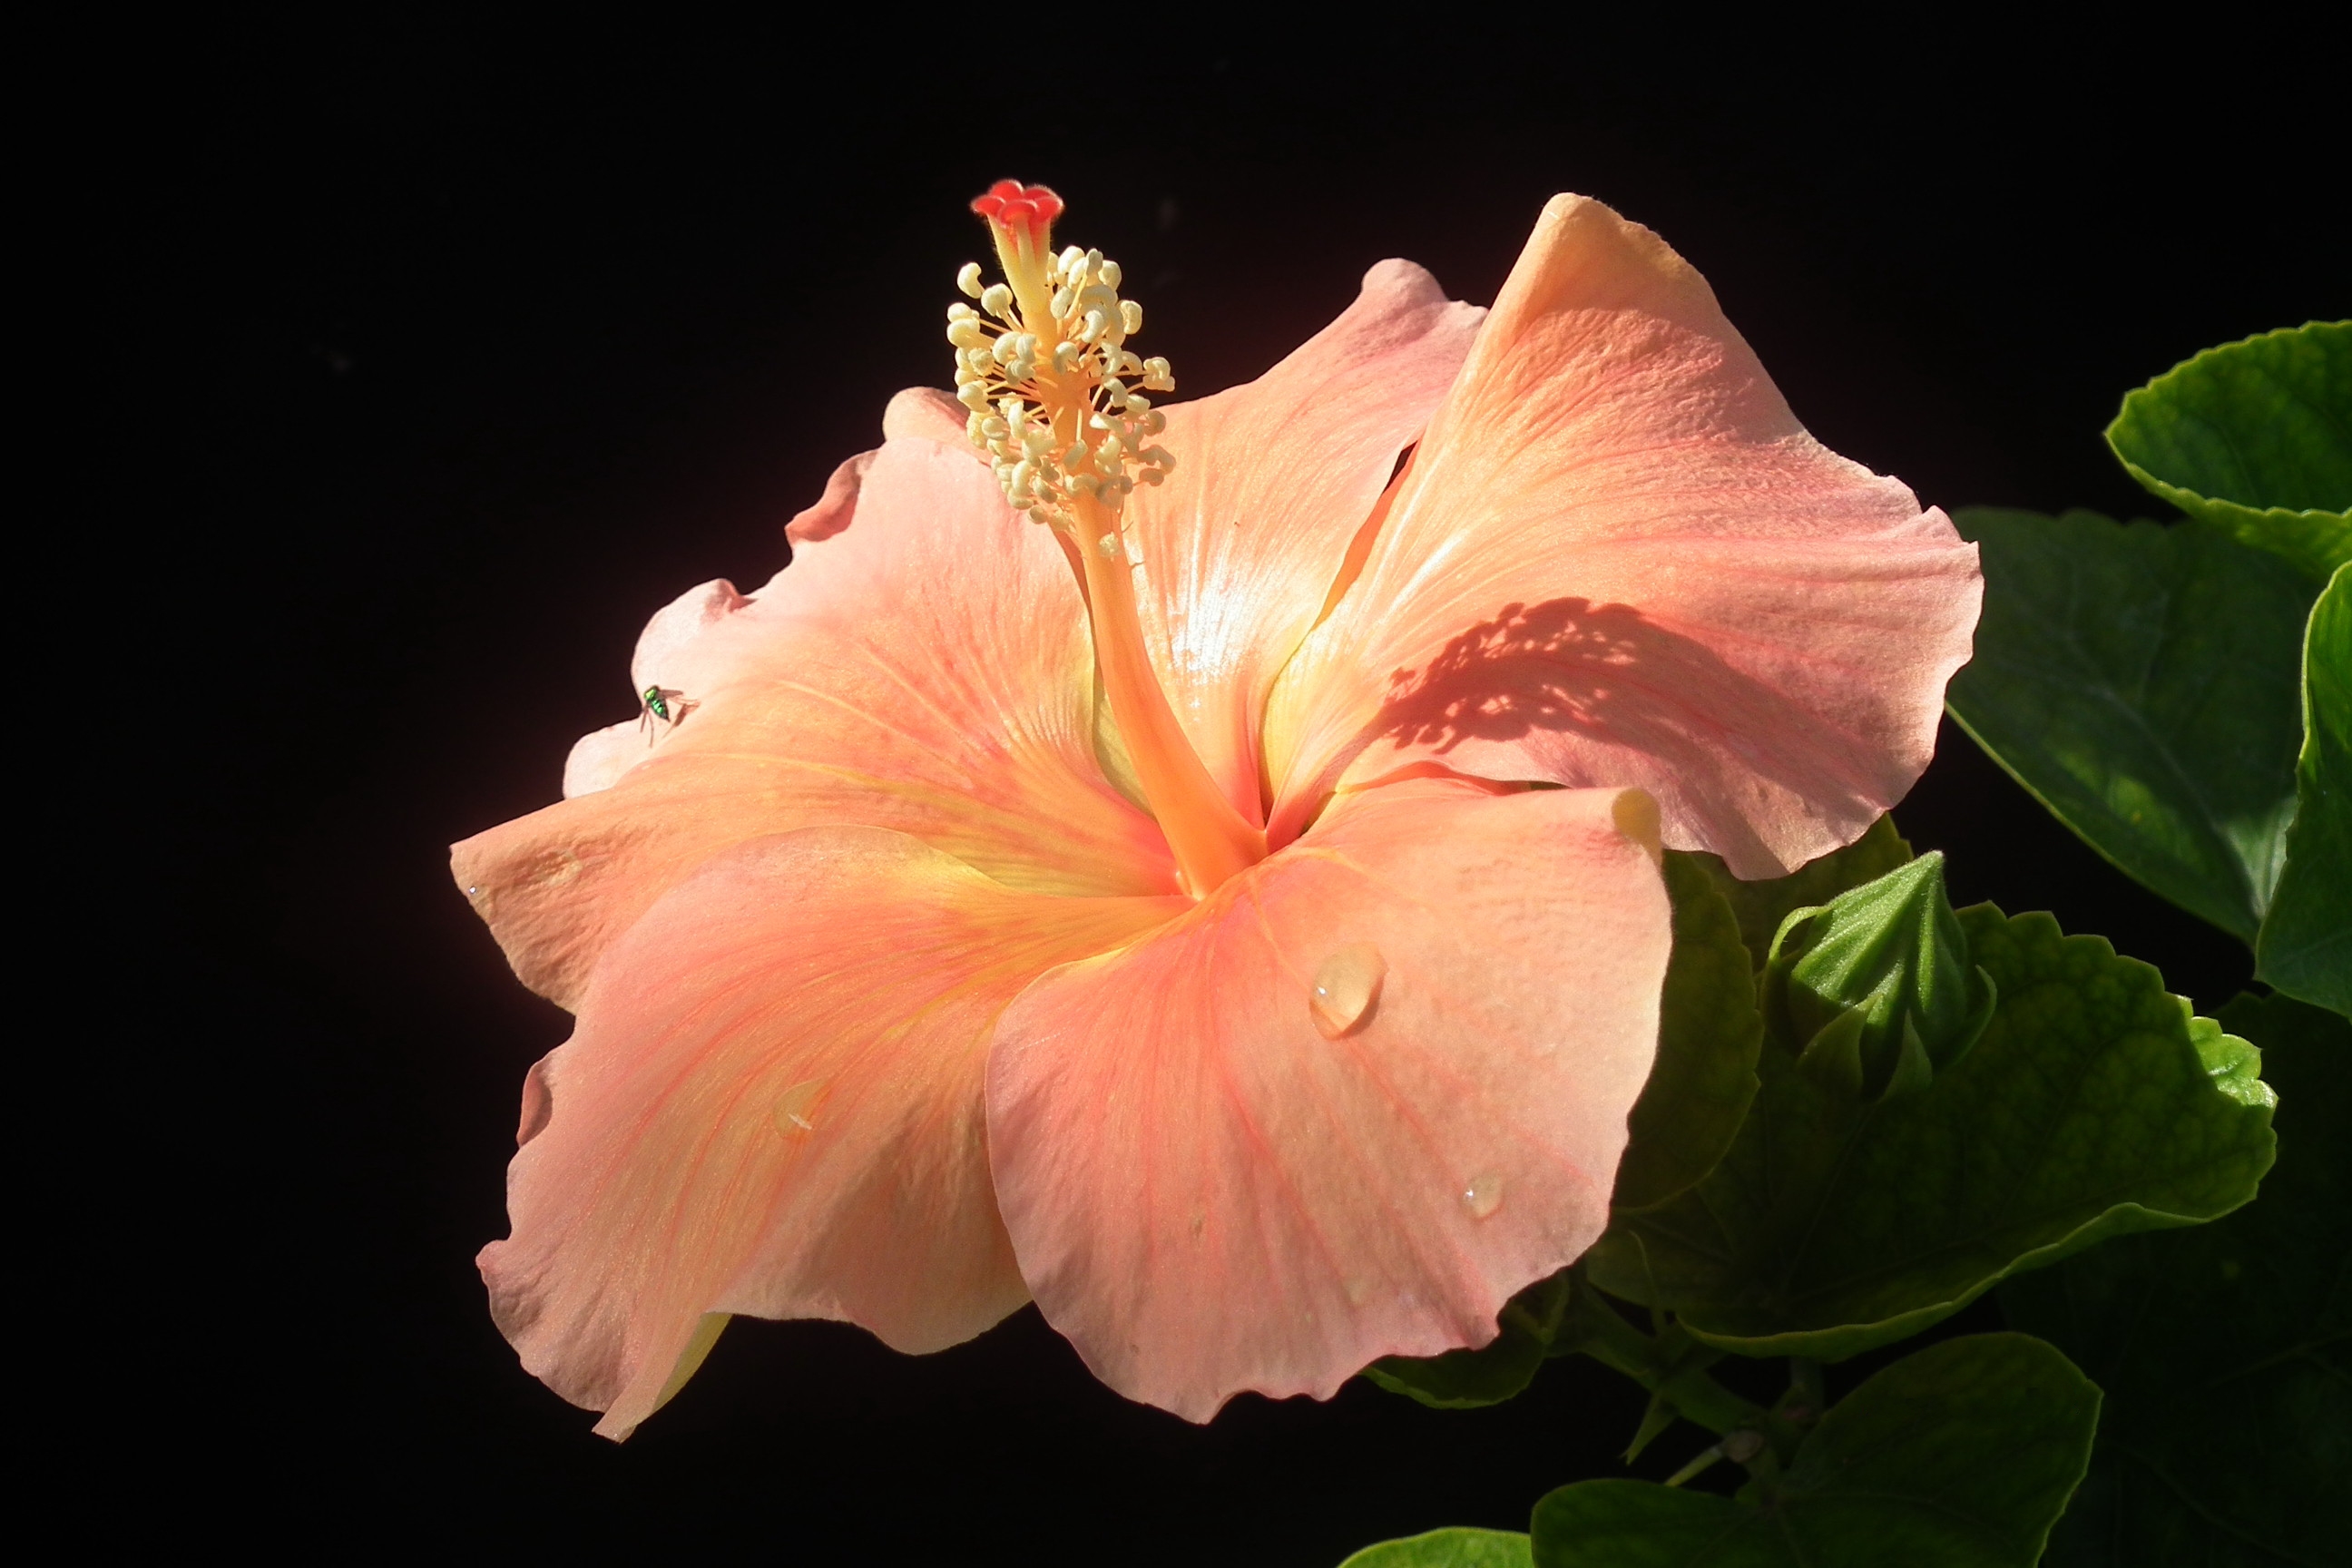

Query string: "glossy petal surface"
[452, 437, 1174, 1006]
[1265, 195, 1980, 876]
[986, 781, 1672, 1419]
[1124, 261, 1485, 822]
[482, 827, 1181, 1438]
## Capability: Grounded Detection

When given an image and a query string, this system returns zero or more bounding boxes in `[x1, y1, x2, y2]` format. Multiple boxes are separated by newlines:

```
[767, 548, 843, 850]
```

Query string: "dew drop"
[1308, 942, 1387, 1039]
[1462, 1171, 1504, 1220]
[772, 1079, 823, 1138]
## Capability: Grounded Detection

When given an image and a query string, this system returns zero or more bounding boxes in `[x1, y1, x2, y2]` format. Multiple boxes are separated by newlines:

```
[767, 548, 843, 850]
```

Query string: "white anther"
[957, 262, 985, 298]
[1102, 377, 1128, 400]
[1123, 393, 1151, 415]
[1120, 299, 1142, 334]
[958, 384, 991, 413]
[1141, 408, 1167, 436]
[1142, 358, 1174, 391]
[1094, 532, 1122, 559]
[948, 318, 989, 349]
[1141, 446, 1175, 470]
[1098, 432, 1125, 459]
[948, 301, 978, 321]
[1064, 443, 1089, 466]
[980, 416, 1009, 439]
[992, 333, 1023, 366]
[981, 283, 1014, 319]
[1081, 309, 1108, 343]
[1050, 287, 1075, 318]
[1022, 426, 1053, 457]
[1058, 245, 1085, 275]
[1054, 342, 1083, 373]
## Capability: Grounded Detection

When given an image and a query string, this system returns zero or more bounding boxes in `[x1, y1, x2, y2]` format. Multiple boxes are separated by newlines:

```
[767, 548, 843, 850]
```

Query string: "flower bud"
[1761, 852, 1995, 1102]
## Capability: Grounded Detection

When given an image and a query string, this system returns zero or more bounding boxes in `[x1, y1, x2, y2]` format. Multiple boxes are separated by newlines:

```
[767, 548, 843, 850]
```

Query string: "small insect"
[639, 684, 692, 743]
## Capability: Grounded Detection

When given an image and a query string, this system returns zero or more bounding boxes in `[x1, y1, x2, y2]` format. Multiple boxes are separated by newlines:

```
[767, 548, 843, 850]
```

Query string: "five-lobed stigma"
[951, 181, 1175, 545]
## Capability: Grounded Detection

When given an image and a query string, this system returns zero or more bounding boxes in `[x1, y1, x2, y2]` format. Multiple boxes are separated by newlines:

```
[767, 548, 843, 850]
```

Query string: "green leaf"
[1671, 816, 1914, 972]
[2106, 321, 2352, 581]
[1613, 854, 1763, 1210]
[1529, 1334, 2099, 1566]
[1589, 906, 2277, 1358]
[1947, 507, 2315, 942]
[1364, 1272, 1575, 1409]
[2005, 992, 2350, 1566]
[2259, 565, 2352, 1014]
[1339, 1529, 1534, 1568]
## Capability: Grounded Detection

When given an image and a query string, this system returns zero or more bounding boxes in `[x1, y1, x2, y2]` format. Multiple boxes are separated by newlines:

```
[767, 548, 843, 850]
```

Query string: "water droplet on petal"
[1462, 1172, 1504, 1220]
[1308, 943, 1387, 1039]
[773, 1079, 823, 1138]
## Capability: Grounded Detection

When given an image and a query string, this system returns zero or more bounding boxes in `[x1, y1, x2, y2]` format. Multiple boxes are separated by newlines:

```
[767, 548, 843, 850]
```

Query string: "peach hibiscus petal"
[1262, 194, 1982, 877]
[452, 437, 1176, 1008]
[482, 825, 1183, 1440]
[985, 779, 1672, 1420]
[1122, 260, 1485, 823]
[561, 578, 757, 797]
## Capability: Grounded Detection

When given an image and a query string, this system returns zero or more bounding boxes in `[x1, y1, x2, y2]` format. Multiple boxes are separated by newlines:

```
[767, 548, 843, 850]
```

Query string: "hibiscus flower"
[454, 185, 1981, 1439]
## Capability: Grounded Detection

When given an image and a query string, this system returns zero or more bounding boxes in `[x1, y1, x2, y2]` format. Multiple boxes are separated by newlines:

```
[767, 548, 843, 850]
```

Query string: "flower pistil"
[952, 181, 1264, 895]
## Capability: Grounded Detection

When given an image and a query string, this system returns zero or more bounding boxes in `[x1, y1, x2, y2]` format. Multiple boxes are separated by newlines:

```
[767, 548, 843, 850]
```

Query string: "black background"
[80, 16, 2344, 1559]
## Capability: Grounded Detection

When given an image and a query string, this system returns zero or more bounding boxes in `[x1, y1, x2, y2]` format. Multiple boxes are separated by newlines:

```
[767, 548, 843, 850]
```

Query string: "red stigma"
[971, 179, 1064, 242]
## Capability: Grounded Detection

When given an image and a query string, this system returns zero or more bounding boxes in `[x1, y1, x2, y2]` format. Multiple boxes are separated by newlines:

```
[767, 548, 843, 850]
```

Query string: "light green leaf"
[1589, 906, 2276, 1358]
[2107, 321, 2352, 581]
[1671, 816, 1914, 972]
[2004, 992, 2350, 1567]
[1530, 1334, 2099, 1566]
[1613, 854, 1763, 1210]
[1947, 507, 2315, 942]
[1339, 1529, 1534, 1568]
[2259, 565, 2352, 1014]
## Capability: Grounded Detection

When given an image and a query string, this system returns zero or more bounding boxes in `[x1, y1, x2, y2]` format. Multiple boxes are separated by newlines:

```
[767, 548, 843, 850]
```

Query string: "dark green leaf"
[1530, 1334, 2099, 1566]
[2107, 321, 2352, 581]
[1364, 1272, 1576, 1409]
[1339, 1529, 1534, 1568]
[1590, 906, 2276, 1358]
[1671, 816, 1914, 972]
[2004, 992, 2350, 1566]
[1613, 854, 1763, 1210]
[1947, 507, 2315, 942]
[2259, 566, 2352, 1014]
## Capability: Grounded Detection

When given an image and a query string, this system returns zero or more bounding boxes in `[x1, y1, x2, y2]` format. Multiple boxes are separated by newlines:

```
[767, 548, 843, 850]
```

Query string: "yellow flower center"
[953, 181, 1265, 895]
